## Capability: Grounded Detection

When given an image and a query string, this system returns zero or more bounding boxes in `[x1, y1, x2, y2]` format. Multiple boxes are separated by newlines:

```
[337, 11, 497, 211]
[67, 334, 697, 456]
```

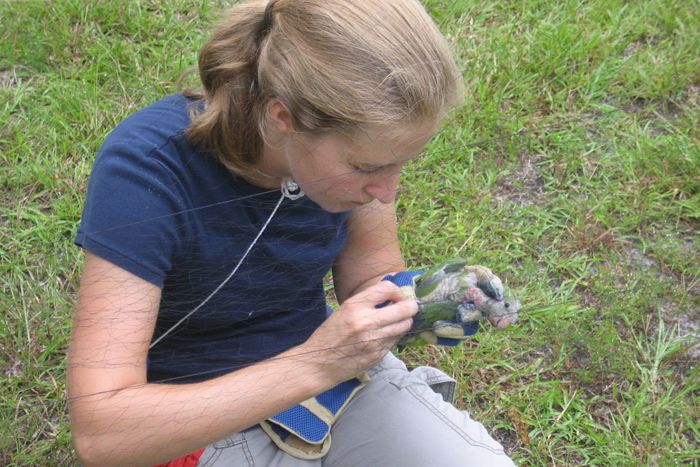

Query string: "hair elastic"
[256, 0, 281, 47]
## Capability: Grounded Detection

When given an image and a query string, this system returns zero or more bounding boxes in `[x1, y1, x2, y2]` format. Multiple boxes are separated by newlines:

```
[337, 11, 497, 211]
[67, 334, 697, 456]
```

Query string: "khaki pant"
[197, 353, 514, 466]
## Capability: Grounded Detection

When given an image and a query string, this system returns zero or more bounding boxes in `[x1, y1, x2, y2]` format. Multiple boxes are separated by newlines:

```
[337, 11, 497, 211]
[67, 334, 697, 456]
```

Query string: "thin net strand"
[149, 181, 292, 349]
[81, 107, 623, 237]
[69, 110, 627, 404]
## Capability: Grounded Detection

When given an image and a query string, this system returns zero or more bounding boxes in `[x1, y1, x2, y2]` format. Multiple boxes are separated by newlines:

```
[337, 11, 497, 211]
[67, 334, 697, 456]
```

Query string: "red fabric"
[154, 448, 205, 467]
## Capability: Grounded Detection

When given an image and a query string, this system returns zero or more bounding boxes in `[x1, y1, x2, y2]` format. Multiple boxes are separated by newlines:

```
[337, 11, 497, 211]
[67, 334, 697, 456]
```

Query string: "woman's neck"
[239, 168, 284, 189]
[243, 141, 290, 189]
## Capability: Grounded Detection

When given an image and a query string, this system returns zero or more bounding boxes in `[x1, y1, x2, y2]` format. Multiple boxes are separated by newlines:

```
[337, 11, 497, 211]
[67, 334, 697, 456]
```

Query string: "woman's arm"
[332, 200, 406, 303]
[69, 252, 416, 466]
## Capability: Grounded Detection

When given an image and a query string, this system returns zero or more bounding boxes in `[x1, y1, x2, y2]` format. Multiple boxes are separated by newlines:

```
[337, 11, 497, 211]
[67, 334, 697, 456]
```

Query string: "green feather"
[415, 258, 467, 298]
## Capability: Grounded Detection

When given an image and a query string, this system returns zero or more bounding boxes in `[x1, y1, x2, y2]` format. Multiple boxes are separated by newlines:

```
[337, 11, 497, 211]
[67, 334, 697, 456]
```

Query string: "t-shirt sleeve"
[75, 134, 188, 288]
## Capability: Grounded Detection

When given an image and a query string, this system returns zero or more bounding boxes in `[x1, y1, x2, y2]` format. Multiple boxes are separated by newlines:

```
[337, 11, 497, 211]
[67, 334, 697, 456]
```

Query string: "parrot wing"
[465, 265, 504, 301]
[415, 258, 467, 298]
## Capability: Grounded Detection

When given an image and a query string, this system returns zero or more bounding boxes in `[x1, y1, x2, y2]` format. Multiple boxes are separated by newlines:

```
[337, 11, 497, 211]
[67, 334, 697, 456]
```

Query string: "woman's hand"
[297, 281, 418, 383]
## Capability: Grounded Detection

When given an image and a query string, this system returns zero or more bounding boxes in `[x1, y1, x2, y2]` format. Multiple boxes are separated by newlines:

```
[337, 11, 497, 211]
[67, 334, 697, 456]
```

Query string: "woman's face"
[282, 120, 438, 213]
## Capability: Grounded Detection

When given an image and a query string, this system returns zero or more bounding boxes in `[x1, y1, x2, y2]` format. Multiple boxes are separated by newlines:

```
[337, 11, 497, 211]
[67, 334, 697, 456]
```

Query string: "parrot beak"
[489, 315, 515, 329]
[487, 300, 518, 329]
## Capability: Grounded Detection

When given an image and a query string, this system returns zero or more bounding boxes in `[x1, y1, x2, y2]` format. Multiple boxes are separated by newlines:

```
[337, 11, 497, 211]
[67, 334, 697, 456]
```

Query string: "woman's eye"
[352, 165, 379, 174]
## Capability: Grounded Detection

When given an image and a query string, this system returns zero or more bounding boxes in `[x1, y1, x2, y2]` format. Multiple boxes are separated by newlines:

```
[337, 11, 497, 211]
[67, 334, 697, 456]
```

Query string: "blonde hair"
[185, 0, 463, 175]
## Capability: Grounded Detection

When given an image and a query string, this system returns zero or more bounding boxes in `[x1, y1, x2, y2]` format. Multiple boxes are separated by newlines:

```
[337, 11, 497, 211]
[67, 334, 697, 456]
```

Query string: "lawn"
[1, 0, 698, 464]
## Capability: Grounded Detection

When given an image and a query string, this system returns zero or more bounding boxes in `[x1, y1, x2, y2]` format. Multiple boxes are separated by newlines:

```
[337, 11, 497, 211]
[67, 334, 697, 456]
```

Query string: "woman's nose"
[364, 170, 401, 204]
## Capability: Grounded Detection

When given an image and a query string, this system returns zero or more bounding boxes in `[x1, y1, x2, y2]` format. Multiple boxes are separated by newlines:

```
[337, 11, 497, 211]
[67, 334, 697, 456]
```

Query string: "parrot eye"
[504, 302, 510, 308]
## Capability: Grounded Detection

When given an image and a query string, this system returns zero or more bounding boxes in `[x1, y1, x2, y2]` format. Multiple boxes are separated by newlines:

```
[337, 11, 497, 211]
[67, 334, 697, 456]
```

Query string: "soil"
[494, 155, 546, 206]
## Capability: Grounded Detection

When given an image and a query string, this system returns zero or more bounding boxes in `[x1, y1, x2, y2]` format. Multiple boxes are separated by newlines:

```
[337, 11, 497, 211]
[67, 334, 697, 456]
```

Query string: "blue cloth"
[76, 94, 351, 383]
[271, 405, 327, 443]
[268, 377, 365, 444]
[382, 270, 424, 288]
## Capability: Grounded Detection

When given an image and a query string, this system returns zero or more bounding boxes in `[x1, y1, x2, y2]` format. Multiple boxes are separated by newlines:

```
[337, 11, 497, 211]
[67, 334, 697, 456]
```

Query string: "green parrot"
[405, 258, 520, 345]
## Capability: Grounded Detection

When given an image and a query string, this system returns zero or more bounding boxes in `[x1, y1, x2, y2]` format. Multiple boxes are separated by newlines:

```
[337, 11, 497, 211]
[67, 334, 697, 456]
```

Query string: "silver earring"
[281, 177, 304, 200]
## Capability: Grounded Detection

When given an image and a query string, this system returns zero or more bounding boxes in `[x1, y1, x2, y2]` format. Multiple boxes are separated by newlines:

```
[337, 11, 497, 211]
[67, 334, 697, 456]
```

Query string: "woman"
[68, 0, 514, 465]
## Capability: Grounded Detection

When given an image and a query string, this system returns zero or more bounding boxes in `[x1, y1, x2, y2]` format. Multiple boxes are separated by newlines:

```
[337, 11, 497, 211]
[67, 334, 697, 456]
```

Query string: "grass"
[1, 0, 698, 464]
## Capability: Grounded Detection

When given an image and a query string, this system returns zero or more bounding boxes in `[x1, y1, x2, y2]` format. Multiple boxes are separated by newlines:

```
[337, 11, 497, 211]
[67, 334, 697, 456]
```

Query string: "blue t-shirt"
[76, 94, 350, 383]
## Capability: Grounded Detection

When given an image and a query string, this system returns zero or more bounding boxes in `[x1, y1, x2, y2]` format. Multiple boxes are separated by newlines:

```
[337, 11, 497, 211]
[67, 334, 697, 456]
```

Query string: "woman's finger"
[346, 280, 409, 308]
[372, 298, 419, 326]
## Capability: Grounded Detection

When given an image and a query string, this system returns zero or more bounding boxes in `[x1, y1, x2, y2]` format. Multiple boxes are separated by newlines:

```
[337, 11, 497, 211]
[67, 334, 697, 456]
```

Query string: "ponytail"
[184, 0, 270, 174]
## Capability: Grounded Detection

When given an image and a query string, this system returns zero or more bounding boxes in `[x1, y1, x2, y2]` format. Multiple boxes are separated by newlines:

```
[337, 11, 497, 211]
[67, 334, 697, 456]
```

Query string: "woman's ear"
[266, 100, 294, 135]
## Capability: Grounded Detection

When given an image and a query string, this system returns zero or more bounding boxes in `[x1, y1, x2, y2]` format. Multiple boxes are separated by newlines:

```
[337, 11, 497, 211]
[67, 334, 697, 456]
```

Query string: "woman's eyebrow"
[354, 148, 429, 170]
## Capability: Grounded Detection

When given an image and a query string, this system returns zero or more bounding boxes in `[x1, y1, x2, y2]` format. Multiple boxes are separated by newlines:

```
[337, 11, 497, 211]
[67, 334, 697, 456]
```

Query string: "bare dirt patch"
[685, 85, 699, 108]
[621, 245, 700, 359]
[0, 68, 19, 89]
[622, 35, 664, 58]
[660, 300, 700, 359]
[605, 94, 687, 136]
[494, 155, 546, 206]
[621, 97, 683, 120]
[625, 246, 658, 270]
